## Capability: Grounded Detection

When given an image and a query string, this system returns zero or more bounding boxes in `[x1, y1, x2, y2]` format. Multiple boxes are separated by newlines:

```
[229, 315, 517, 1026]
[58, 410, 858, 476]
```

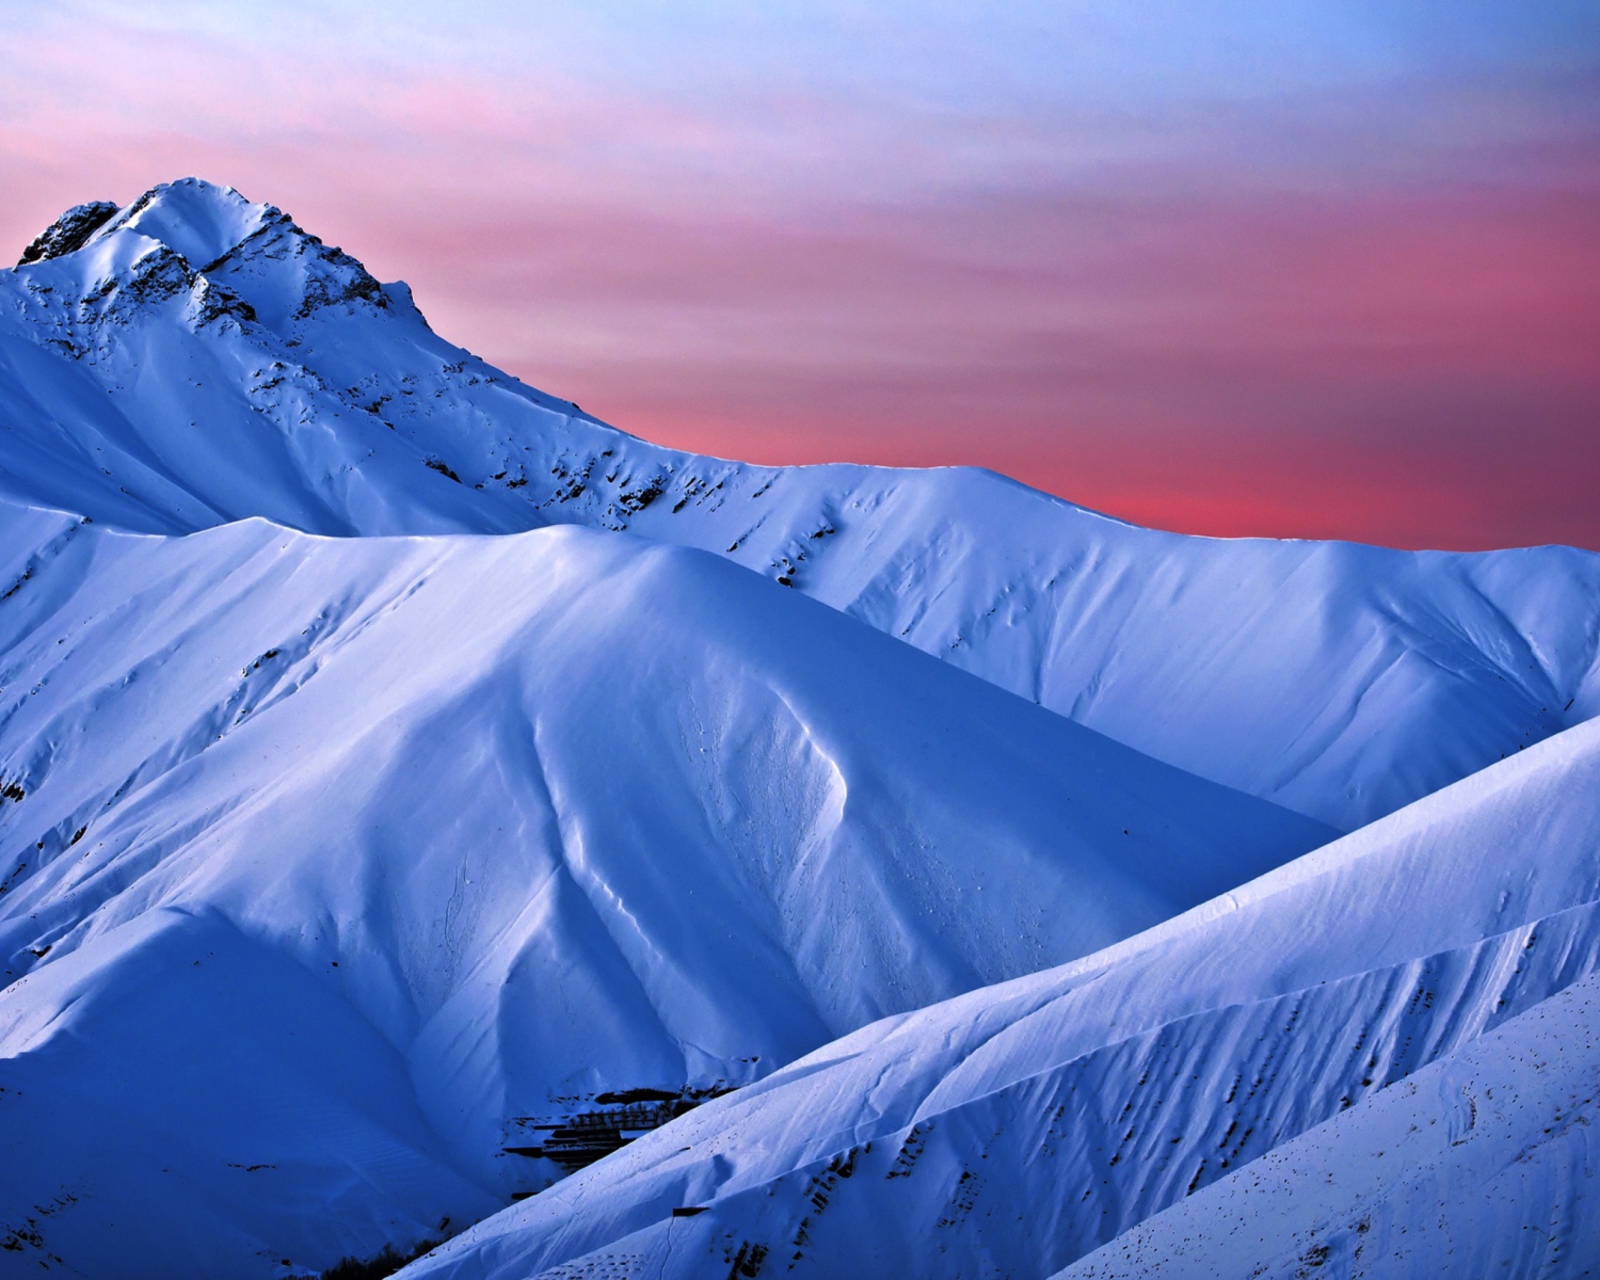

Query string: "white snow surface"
[0, 497, 1329, 1276]
[3, 179, 1599, 828]
[1056, 969, 1600, 1279]
[399, 716, 1600, 1280]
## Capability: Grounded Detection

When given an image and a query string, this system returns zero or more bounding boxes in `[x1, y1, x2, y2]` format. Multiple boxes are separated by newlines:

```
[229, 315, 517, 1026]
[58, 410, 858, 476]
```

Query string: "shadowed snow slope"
[4, 180, 1600, 827]
[398, 716, 1600, 1280]
[0, 497, 1329, 1277]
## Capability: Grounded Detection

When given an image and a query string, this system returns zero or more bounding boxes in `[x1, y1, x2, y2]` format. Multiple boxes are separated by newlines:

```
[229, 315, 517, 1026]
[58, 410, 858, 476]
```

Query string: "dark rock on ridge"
[17, 200, 119, 266]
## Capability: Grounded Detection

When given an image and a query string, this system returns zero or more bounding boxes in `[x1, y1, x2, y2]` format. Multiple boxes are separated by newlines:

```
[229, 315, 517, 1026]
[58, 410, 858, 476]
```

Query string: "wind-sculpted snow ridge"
[397, 716, 1600, 1280]
[0, 497, 1331, 1277]
[4, 180, 1600, 827]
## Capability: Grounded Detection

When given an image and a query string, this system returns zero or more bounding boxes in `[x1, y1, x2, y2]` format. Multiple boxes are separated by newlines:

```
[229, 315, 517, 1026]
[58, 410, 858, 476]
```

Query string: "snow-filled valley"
[406, 714, 1600, 1279]
[0, 180, 1596, 1278]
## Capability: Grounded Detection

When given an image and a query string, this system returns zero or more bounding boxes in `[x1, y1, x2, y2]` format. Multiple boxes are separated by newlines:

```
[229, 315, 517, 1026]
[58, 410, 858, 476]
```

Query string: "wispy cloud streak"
[3, 3, 1596, 548]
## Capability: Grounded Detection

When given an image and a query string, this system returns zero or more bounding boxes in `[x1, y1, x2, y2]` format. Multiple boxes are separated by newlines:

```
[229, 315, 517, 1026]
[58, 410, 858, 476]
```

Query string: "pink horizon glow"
[3, 7, 1596, 551]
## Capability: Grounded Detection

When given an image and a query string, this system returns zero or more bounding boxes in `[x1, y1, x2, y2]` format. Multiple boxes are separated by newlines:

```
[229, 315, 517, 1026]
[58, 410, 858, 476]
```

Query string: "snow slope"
[1057, 970, 1600, 1279]
[0, 496, 1329, 1277]
[4, 181, 1599, 828]
[399, 715, 1600, 1280]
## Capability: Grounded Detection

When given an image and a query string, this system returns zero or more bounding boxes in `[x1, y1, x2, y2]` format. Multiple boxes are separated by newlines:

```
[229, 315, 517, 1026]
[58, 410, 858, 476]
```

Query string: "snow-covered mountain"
[0, 496, 1329, 1276]
[4, 180, 1599, 829]
[401, 714, 1600, 1280]
[2, 178, 1598, 1278]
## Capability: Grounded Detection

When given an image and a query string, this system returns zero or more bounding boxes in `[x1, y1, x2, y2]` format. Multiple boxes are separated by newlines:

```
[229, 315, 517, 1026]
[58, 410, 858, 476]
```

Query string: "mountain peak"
[10, 177, 407, 343]
[15, 179, 274, 274]
[106, 178, 275, 273]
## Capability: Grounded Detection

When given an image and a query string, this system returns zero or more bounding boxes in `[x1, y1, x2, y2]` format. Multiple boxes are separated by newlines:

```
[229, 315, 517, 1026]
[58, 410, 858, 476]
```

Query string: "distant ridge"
[3, 178, 1597, 828]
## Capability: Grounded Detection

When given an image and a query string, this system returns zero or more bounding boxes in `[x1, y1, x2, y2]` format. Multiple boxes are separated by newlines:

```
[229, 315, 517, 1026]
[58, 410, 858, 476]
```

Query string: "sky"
[2, 2, 1597, 549]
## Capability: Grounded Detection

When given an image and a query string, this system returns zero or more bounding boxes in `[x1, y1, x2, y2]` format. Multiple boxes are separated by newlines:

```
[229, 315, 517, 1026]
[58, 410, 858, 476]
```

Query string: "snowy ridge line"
[396, 715, 1600, 1278]
[3, 180, 1599, 828]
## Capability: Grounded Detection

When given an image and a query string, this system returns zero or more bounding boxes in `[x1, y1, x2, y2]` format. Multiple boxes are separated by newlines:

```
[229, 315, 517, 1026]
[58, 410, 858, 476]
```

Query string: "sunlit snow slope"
[4, 181, 1599, 828]
[0, 497, 1329, 1277]
[1057, 971, 1600, 1279]
[401, 716, 1600, 1280]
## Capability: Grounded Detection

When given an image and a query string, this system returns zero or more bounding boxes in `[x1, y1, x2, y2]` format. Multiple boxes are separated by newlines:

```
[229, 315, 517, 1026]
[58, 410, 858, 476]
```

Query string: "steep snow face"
[1056, 970, 1600, 1280]
[398, 716, 1600, 1280]
[3, 181, 1600, 828]
[0, 497, 1329, 1277]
